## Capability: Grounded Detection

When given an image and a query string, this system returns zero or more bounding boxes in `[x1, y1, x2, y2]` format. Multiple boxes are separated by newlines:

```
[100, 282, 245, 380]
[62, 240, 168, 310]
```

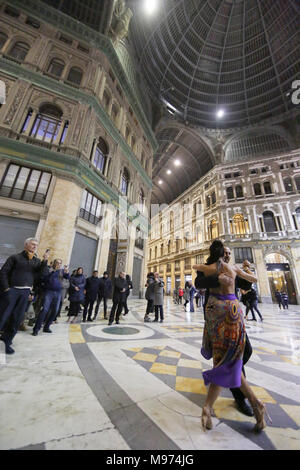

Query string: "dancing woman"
[193, 240, 271, 433]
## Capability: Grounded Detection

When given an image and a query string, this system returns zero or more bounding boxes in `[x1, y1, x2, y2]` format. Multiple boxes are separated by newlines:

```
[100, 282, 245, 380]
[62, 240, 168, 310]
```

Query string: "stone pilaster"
[37, 177, 83, 263]
[253, 247, 272, 303]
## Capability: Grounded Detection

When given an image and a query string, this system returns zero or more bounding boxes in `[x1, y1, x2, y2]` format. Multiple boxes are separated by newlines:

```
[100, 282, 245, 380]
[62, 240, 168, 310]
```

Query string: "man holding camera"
[0, 238, 49, 354]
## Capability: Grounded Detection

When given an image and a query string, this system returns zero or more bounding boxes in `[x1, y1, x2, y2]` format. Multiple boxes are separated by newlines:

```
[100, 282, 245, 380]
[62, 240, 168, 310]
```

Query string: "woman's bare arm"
[235, 266, 257, 283]
[192, 264, 217, 276]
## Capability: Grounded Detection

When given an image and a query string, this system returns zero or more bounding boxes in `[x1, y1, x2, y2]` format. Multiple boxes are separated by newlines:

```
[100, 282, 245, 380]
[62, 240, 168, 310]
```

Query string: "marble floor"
[1, 298, 300, 450]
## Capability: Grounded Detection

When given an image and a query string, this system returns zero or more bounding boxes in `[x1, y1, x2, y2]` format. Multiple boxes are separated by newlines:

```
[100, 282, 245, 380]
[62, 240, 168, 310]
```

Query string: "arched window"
[103, 90, 111, 110]
[139, 188, 145, 211]
[230, 214, 249, 235]
[295, 207, 300, 229]
[263, 211, 277, 233]
[167, 240, 171, 254]
[226, 186, 234, 200]
[208, 219, 219, 240]
[125, 126, 131, 144]
[8, 41, 30, 61]
[149, 248, 152, 260]
[0, 32, 8, 50]
[66, 66, 83, 85]
[30, 104, 63, 143]
[120, 168, 129, 195]
[295, 176, 300, 192]
[235, 185, 244, 198]
[283, 177, 293, 193]
[47, 58, 65, 77]
[175, 238, 181, 252]
[93, 138, 108, 174]
[131, 135, 136, 150]
[254, 183, 262, 196]
[160, 243, 164, 257]
[111, 103, 119, 123]
[154, 246, 158, 259]
[263, 181, 272, 194]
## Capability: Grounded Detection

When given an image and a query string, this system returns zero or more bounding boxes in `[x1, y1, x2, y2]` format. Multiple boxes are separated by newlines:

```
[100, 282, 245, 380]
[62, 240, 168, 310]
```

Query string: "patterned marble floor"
[0, 298, 300, 450]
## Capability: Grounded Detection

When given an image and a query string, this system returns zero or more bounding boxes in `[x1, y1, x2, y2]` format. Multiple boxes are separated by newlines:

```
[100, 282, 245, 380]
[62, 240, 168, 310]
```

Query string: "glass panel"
[9, 42, 29, 61]
[67, 67, 82, 84]
[26, 170, 41, 193]
[0, 33, 8, 49]
[48, 60, 64, 77]
[37, 172, 51, 195]
[2, 164, 19, 187]
[85, 192, 92, 212]
[284, 178, 293, 192]
[14, 167, 30, 189]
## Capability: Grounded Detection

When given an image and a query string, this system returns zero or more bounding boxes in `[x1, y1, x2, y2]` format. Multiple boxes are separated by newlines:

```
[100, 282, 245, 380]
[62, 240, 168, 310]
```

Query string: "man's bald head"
[223, 246, 231, 264]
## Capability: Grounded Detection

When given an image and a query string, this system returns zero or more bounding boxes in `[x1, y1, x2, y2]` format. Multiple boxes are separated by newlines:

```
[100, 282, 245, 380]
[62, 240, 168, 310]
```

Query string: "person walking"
[178, 287, 184, 304]
[93, 271, 112, 320]
[189, 281, 196, 312]
[67, 267, 86, 323]
[240, 261, 263, 322]
[108, 272, 128, 325]
[183, 283, 190, 311]
[281, 291, 289, 309]
[152, 272, 164, 323]
[82, 270, 100, 322]
[193, 240, 271, 433]
[0, 238, 49, 354]
[54, 268, 70, 321]
[32, 259, 70, 335]
[275, 290, 283, 309]
[144, 272, 155, 322]
[123, 274, 133, 316]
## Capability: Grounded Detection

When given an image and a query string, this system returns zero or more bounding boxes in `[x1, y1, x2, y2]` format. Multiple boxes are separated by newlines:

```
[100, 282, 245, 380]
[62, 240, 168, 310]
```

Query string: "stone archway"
[265, 252, 298, 305]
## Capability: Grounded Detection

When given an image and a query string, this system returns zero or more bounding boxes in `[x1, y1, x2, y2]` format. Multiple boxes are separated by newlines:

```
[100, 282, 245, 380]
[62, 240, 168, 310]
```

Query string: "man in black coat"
[0, 238, 49, 354]
[93, 271, 112, 320]
[108, 272, 127, 325]
[194, 246, 254, 417]
[83, 270, 100, 322]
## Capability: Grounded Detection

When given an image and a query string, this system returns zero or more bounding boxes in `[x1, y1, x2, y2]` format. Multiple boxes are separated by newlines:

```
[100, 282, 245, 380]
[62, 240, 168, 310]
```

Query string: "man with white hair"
[0, 238, 49, 354]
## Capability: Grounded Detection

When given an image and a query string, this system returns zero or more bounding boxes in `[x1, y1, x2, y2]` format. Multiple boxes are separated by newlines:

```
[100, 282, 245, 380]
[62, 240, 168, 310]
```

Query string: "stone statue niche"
[109, 0, 133, 44]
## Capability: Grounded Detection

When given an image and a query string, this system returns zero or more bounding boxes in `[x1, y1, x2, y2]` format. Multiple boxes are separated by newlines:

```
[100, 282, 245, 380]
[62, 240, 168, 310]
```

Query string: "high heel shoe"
[252, 401, 272, 433]
[201, 406, 213, 432]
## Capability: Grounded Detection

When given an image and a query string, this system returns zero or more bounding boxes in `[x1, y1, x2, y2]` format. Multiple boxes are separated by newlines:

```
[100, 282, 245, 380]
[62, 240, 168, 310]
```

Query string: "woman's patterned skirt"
[201, 294, 245, 388]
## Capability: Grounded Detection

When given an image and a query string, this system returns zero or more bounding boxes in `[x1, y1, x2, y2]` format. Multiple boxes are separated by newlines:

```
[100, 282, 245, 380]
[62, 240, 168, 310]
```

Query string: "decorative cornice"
[0, 57, 153, 189]
[0, 136, 150, 232]
[5, 0, 158, 152]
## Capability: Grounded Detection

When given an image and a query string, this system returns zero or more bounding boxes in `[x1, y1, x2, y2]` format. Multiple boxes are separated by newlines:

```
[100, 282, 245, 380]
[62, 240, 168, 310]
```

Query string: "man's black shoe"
[116, 321, 120, 324]
[82, 319, 86, 322]
[108, 322, 113, 325]
[5, 345, 15, 355]
[87, 318, 93, 322]
[32, 331, 38, 336]
[43, 328, 52, 333]
[236, 400, 254, 417]
[152, 319, 158, 322]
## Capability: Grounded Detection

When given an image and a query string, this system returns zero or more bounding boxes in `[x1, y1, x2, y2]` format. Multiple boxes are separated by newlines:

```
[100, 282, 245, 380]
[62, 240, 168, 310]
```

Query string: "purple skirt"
[201, 294, 245, 388]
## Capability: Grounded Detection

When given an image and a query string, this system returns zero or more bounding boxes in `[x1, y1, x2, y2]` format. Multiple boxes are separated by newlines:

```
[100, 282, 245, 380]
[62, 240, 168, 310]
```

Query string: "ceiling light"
[158, 180, 163, 184]
[144, 0, 158, 15]
[174, 159, 181, 166]
[166, 169, 172, 175]
[216, 109, 225, 119]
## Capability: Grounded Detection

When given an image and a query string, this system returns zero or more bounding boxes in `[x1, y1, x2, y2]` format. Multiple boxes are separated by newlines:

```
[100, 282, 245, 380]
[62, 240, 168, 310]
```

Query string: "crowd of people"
[0, 238, 136, 354]
[0, 236, 277, 435]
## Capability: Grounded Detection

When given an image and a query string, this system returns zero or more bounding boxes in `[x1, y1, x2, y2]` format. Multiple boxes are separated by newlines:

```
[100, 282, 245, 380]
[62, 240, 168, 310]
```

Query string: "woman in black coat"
[123, 274, 133, 316]
[67, 267, 86, 323]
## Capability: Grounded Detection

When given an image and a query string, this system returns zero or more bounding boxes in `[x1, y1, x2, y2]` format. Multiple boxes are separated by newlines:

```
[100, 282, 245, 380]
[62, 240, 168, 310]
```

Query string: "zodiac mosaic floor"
[0, 299, 300, 450]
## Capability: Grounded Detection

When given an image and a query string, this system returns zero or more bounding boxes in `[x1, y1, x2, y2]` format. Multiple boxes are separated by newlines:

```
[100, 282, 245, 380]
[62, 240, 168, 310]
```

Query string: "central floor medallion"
[102, 326, 140, 335]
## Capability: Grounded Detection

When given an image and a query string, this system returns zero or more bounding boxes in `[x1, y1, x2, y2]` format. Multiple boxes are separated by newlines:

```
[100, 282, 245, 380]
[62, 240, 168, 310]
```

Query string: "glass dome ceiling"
[129, 0, 300, 129]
